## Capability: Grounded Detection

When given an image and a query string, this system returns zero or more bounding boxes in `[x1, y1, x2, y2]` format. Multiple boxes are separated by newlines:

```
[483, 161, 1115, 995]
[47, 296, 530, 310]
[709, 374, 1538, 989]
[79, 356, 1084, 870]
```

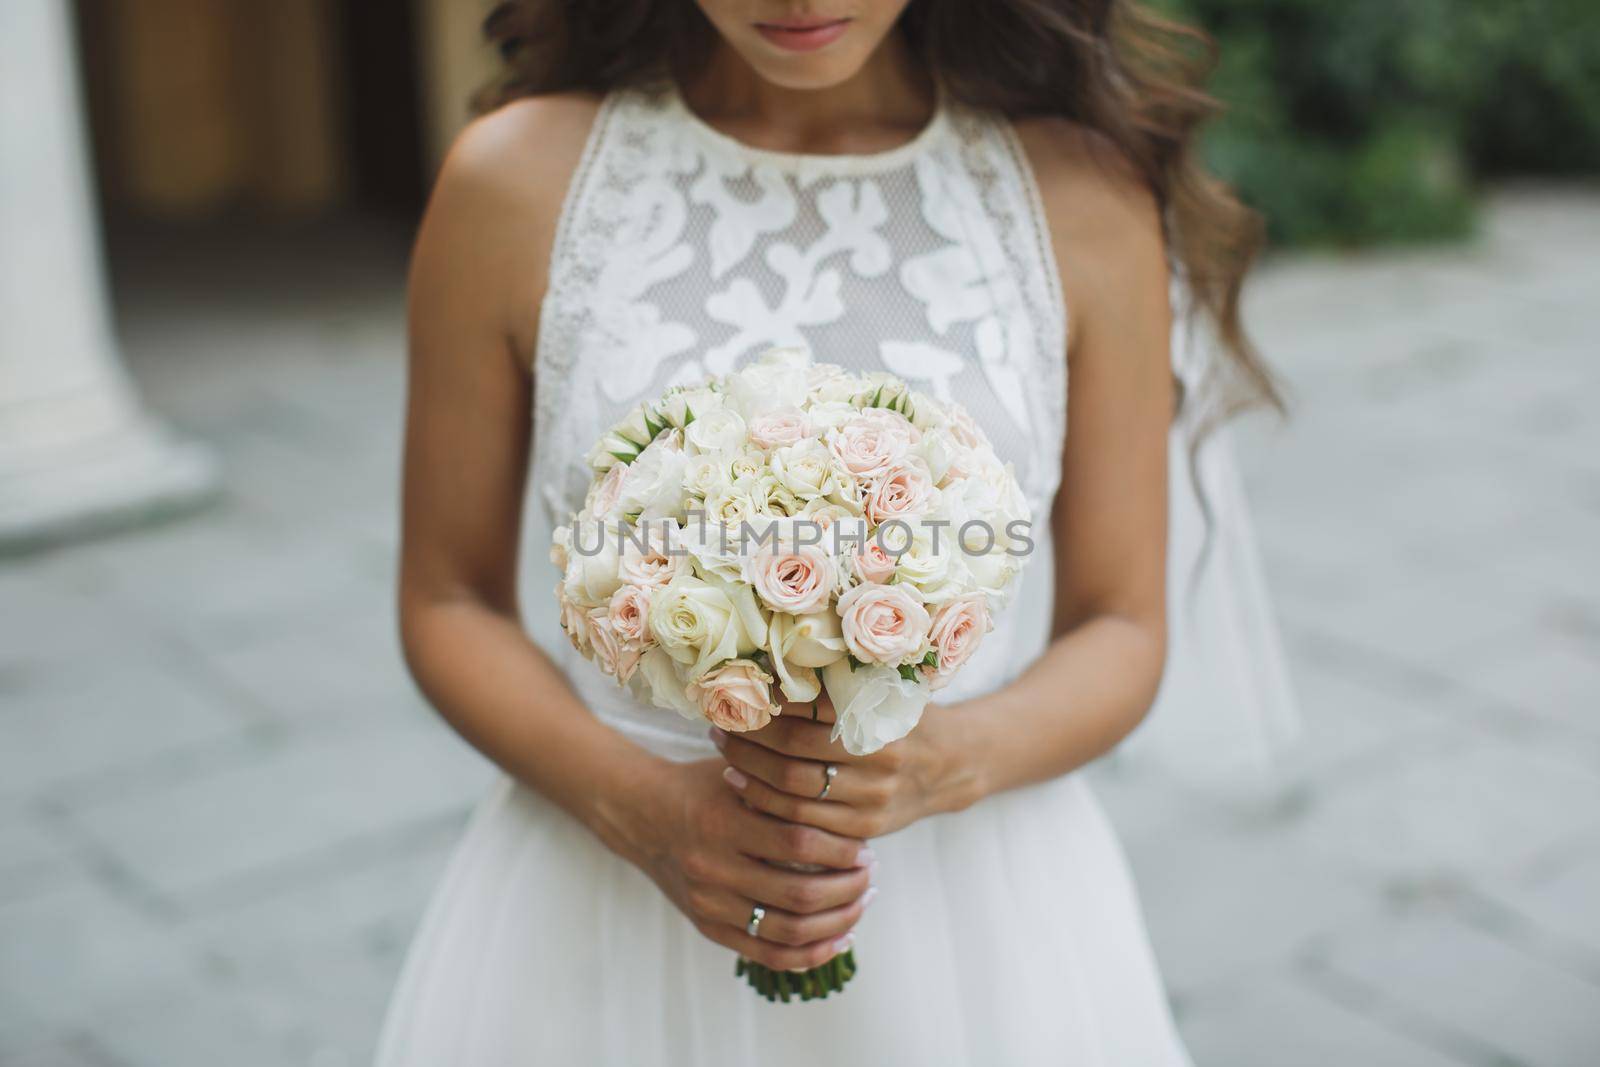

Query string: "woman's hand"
[712, 696, 982, 841]
[612, 756, 878, 972]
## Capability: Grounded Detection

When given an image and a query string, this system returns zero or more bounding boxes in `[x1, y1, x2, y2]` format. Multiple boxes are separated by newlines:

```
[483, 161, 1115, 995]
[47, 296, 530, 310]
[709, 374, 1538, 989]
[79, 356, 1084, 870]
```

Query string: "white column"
[0, 0, 216, 551]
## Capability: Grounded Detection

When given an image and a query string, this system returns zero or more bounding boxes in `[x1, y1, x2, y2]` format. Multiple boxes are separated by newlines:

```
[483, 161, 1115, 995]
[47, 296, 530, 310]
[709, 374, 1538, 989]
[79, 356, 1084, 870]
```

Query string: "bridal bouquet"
[551, 346, 1030, 999]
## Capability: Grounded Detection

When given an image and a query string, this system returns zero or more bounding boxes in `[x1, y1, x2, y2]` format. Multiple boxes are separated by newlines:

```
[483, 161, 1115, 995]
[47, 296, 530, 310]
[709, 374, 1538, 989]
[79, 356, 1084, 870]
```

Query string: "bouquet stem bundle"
[737, 949, 857, 1002]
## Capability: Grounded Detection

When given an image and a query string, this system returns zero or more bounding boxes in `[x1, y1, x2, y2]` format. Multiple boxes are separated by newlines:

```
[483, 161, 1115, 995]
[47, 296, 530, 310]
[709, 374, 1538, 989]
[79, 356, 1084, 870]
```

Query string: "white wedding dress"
[376, 82, 1207, 1066]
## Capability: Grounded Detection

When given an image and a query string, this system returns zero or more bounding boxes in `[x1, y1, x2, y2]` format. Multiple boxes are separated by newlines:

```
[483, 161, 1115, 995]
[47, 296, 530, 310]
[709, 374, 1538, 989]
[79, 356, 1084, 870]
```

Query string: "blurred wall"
[69, 0, 497, 221]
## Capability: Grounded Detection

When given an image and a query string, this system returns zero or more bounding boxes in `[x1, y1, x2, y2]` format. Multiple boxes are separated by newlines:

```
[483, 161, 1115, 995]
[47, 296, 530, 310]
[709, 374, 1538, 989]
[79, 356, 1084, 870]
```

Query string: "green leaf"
[607, 449, 639, 465]
[897, 663, 920, 682]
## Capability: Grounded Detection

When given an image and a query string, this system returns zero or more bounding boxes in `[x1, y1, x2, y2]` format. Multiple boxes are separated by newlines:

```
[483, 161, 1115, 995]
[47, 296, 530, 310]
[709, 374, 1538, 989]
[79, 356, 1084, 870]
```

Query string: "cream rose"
[648, 574, 764, 679]
[769, 439, 846, 502]
[748, 543, 835, 615]
[767, 610, 847, 702]
[836, 582, 931, 666]
[922, 594, 990, 690]
[689, 659, 780, 732]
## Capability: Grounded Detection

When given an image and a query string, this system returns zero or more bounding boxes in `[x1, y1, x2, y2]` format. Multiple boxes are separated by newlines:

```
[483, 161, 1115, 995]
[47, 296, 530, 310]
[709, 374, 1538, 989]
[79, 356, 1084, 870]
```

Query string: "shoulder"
[429, 91, 604, 230]
[1006, 116, 1169, 344]
[414, 92, 605, 360]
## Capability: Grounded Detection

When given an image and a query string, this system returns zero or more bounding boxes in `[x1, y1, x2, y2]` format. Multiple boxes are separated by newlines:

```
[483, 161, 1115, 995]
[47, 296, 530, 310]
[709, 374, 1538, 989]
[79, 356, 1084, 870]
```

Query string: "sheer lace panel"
[533, 82, 1067, 525]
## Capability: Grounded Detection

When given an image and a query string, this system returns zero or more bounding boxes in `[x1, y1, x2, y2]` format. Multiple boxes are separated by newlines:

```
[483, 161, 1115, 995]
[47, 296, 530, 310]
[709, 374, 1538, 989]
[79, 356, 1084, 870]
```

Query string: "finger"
[691, 884, 875, 948]
[716, 731, 833, 797]
[733, 807, 870, 870]
[723, 765, 878, 838]
[694, 918, 855, 973]
[777, 691, 837, 725]
[736, 716, 842, 762]
[725, 855, 873, 915]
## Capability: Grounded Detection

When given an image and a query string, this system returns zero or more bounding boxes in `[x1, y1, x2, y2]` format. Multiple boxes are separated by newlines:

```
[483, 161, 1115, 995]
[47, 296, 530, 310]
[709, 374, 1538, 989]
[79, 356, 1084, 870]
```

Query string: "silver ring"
[747, 905, 766, 938]
[817, 763, 838, 800]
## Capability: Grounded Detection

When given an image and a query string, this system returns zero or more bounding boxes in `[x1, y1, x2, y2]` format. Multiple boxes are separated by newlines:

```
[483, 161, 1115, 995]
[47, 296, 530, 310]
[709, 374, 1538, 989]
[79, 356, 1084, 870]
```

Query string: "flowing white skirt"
[374, 763, 1190, 1066]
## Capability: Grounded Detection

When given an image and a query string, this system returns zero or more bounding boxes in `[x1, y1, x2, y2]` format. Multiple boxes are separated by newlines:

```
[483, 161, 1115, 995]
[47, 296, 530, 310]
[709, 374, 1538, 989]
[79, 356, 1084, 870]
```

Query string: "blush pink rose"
[557, 582, 589, 653]
[607, 585, 653, 648]
[826, 411, 917, 480]
[836, 582, 931, 666]
[747, 408, 812, 450]
[946, 405, 988, 451]
[619, 526, 686, 588]
[588, 462, 628, 518]
[921, 594, 991, 690]
[750, 544, 835, 615]
[853, 540, 897, 584]
[864, 459, 936, 524]
[585, 607, 642, 683]
[689, 659, 780, 732]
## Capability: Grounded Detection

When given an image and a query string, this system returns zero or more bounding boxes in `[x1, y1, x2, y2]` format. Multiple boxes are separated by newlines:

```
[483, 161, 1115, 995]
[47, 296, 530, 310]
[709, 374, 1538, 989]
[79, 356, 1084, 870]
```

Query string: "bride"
[380, 0, 1284, 1063]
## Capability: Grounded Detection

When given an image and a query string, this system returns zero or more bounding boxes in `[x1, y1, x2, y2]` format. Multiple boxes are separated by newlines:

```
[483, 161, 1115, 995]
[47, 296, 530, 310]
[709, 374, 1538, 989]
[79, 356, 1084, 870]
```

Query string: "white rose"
[635, 647, 697, 719]
[804, 400, 859, 432]
[727, 449, 765, 484]
[821, 659, 929, 756]
[658, 385, 723, 429]
[807, 367, 867, 404]
[683, 453, 728, 499]
[685, 408, 748, 455]
[728, 349, 812, 418]
[619, 437, 690, 519]
[561, 523, 623, 608]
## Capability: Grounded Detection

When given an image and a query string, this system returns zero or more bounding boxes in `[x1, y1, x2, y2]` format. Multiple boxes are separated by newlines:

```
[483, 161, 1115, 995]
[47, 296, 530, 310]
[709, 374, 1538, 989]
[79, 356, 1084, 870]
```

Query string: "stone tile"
[1322, 911, 1600, 1067]
[198, 601, 429, 727]
[1484, 842, 1600, 964]
[61, 718, 489, 907]
[1297, 736, 1600, 882]
[0, 814, 86, 904]
[1123, 819, 1377, 997]
[177, 834, 457, 1062]
[1449, 631, 1600, 741]
[1180, 975, 1467, 1067]
[0, 653, 251, 803]
[0, 879, 194, 1029]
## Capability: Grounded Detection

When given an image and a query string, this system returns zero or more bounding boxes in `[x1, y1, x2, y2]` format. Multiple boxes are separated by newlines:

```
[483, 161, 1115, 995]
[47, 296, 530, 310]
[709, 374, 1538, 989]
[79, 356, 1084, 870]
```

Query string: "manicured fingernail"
[860, 887, 879, 910]
[832, 933, 855, 954]
[854, 846, 875, 868]
[722, 766, 748, 790]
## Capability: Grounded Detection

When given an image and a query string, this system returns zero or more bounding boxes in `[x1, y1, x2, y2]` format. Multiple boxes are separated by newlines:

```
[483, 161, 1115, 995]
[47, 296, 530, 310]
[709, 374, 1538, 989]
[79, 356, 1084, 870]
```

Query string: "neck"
[680, 34, 935, 154]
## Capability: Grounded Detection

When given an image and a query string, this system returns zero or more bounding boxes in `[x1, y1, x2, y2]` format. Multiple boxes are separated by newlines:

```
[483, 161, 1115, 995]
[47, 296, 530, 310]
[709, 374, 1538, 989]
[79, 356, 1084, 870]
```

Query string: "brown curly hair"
[475, 0, 1284, 517]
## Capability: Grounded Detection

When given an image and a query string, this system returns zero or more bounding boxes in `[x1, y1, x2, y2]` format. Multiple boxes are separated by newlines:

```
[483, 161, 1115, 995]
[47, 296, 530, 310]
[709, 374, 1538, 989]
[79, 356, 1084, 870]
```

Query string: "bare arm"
[718, 120, 1173, 834]
[399, 98, 872, 968]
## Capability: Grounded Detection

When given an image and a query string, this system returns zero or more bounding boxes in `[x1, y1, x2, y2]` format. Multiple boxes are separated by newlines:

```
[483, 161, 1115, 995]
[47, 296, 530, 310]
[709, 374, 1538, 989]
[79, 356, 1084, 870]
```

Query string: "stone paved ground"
[3, 191, 1598, 1066]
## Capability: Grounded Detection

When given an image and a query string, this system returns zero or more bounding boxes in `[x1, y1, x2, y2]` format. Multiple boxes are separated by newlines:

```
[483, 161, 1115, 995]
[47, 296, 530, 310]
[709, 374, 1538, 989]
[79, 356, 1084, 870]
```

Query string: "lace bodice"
[529, 81, 1068, 757]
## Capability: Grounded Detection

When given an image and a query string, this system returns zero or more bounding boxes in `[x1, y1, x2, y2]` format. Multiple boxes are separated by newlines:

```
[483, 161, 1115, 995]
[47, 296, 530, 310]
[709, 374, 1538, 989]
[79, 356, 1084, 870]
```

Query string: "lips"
[753, 16, 852, 53]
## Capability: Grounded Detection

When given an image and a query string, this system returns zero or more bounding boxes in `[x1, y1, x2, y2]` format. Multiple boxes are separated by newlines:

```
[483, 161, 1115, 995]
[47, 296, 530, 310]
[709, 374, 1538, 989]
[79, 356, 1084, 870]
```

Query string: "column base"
[0, 415, 219, 555]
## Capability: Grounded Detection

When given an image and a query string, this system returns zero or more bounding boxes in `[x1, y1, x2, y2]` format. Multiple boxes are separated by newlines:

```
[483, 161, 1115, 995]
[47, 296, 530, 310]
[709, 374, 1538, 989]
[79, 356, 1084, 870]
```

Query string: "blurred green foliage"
[1166, 0, 1600, 245]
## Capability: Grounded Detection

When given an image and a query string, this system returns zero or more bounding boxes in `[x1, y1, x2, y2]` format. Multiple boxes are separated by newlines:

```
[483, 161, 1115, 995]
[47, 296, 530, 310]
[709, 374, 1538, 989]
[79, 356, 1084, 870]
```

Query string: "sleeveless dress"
[375, 82, 1194, 1066]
